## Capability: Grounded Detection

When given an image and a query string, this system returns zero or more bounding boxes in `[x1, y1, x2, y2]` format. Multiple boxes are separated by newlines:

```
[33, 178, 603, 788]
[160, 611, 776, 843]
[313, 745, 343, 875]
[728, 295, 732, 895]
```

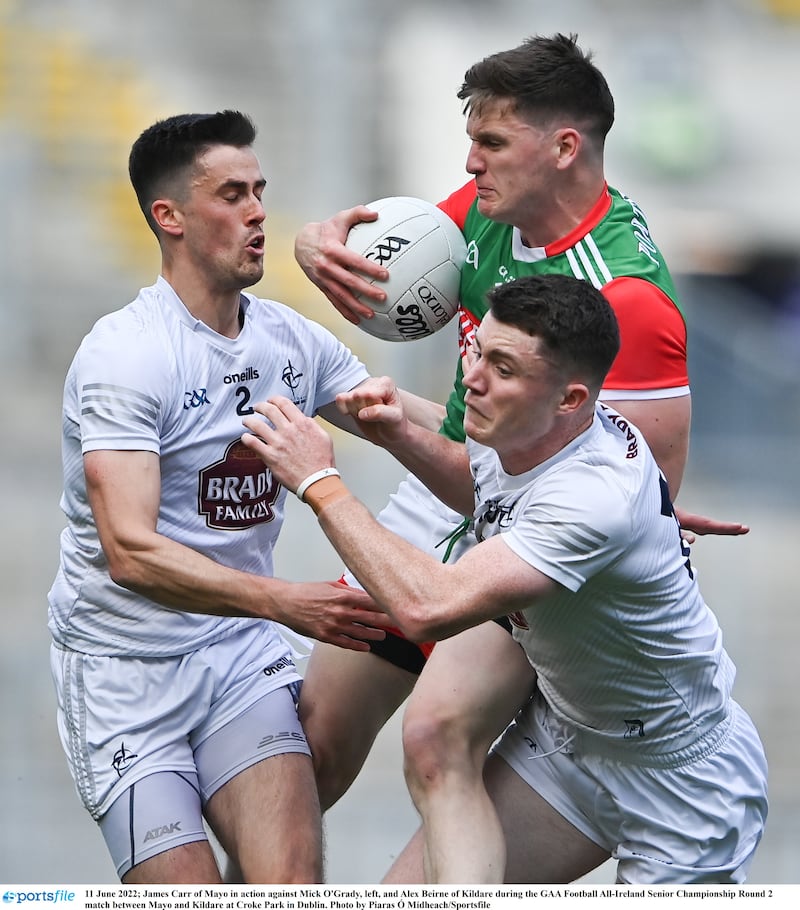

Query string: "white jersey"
[48, 276, 369, 658]
[468, 405, 736, 760]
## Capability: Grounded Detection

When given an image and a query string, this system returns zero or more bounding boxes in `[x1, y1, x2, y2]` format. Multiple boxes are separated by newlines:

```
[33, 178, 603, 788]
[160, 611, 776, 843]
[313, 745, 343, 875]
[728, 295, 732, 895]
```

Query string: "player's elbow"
[394, 598, 458, 644]
[101, 538, 150, 592]
[105, 552, 142, 591]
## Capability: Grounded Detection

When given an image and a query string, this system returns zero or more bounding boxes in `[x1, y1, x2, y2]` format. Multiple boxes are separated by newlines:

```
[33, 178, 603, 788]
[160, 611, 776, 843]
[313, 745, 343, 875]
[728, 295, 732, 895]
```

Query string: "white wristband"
[295, 467, 341, 502]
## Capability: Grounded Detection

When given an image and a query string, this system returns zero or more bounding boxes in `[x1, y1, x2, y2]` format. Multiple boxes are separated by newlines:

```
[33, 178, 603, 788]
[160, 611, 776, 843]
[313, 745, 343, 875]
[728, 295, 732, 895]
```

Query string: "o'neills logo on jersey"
[199, 440, 280, 529]
[224, 366, 260, 384]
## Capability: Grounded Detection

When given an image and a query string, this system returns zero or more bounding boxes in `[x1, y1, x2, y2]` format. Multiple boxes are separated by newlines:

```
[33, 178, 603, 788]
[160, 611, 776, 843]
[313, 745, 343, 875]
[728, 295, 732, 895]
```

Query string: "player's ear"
[559, 381, 590, 413]
[151, 198, 183, 237]
[553, 128, 580, 169]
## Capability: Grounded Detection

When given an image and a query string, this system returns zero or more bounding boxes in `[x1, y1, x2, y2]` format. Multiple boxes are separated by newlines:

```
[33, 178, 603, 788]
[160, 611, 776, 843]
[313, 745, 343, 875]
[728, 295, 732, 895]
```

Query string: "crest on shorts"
[112, 741, 139, 777]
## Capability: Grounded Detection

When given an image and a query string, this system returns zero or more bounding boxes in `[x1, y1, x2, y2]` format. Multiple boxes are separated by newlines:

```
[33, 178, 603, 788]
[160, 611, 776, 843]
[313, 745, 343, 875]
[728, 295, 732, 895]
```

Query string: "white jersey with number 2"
[49, 276, 369, 658]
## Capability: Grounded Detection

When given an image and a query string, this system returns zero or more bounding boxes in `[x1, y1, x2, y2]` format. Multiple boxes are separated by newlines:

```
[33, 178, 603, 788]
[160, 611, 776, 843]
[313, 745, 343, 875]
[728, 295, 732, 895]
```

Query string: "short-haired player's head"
[487, 273, 620, 395]
[458, 33, 615, 146]
[128, 110, 257, 235]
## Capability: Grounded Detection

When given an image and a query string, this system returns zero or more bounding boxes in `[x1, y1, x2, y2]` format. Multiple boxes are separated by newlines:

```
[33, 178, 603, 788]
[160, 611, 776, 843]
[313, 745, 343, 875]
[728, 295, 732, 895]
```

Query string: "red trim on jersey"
[438, 179, 478, 230]
[436, 181, 614, 256]
[602, 276, 688, 391]
[378, 626, 436, 661]
[544, 185, 612, 257]
[458, 306, 481, 360]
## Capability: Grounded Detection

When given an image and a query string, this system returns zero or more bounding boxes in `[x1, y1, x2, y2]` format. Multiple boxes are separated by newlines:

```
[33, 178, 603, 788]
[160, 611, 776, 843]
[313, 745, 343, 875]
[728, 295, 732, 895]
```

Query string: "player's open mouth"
[246, 234, 265, 254]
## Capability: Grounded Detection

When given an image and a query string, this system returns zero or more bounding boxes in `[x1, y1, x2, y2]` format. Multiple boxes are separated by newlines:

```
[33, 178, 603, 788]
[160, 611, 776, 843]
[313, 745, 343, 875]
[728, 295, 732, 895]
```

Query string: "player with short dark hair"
[292, 34, 749, 881]
[48, 109, 392, 883]
[128, 110, 259, 234]
[242, 273, 768, 884]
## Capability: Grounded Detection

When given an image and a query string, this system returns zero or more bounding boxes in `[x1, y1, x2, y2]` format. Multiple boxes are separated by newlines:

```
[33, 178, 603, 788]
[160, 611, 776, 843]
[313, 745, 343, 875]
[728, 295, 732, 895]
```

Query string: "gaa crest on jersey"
[474, 497, 515, 541]
[199, 439, 280, 529]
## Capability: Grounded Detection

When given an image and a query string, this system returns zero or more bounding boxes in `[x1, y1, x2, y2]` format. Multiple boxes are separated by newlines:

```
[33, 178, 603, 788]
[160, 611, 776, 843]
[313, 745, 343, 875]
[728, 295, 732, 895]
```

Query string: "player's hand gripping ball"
[345, 196, 467, 342]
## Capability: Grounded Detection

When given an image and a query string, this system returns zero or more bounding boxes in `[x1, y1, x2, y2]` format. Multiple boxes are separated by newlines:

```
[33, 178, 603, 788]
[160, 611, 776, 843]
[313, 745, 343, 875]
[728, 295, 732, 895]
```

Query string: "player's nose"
[466, 142, 485, 174]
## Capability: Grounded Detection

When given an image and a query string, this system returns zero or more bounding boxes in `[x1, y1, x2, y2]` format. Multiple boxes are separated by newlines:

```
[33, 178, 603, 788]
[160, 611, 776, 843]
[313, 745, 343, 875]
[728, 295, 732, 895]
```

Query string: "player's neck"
[162, 267, 244, 338]
[498, 411, 595, 476]
[518, 174, 606, 249]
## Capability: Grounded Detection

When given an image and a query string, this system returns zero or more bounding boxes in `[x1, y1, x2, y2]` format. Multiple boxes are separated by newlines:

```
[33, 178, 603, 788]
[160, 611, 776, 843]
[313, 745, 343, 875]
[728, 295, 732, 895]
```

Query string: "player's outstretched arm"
[245, 392, 474, 516]
[295, 206, 389, 324]
[318, 385, 445, 438]
[397, 390, 447, 433]
[83, 449, 391, 651]
[338, 379, 469, 509]
[242, 398, 556, 643]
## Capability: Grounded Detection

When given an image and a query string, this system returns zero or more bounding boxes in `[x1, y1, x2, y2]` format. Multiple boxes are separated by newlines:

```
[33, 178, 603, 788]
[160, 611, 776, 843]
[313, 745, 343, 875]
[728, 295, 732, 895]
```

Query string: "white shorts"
[51, 624, 306, 822]
[494, 691, 768, 883]
[98, 689, 308, 878]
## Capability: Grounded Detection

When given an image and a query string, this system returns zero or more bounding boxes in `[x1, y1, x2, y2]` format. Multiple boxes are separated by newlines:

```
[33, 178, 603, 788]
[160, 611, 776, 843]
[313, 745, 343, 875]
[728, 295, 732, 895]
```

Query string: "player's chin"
[238, 262, 264, 287]
[463, 413, 488, 443]
[475, 194, 498, 217]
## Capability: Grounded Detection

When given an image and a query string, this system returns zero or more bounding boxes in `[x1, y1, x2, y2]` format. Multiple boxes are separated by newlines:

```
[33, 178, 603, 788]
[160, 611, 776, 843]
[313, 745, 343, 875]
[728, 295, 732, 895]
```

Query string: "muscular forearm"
[302, 478, 550, 643]
[84, 447, 386, 650]
[102, 526, 388, 650]
[374, 420, 474, 516]
[324, 383, 472, 514]
[304, 480, 461, 641]
[104, 529, 296, 621]
[398, 390, 447, 433]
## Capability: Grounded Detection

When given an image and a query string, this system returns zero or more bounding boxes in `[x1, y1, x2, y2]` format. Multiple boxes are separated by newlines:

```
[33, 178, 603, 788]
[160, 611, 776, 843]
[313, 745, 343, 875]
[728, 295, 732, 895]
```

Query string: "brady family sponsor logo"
[199, 441, 280, 529]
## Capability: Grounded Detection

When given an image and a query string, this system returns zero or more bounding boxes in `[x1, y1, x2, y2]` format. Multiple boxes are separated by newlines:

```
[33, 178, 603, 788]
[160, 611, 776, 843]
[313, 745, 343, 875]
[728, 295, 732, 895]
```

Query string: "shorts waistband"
[570, 708, 735, 769]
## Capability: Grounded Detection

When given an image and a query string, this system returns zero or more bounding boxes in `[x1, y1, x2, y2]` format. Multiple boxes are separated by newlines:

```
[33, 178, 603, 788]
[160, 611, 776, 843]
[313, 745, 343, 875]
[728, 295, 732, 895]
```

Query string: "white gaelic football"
[345, 196, 467, 342]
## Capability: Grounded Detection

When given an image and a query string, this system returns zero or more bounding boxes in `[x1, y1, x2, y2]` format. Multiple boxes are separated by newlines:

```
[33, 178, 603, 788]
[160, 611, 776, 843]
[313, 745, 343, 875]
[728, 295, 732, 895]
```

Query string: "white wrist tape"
[295, 467, 341, 502]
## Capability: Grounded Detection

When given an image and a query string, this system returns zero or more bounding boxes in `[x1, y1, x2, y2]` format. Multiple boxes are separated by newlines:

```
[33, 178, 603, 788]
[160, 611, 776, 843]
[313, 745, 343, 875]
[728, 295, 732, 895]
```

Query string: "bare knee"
[401, 625, 536, 803]
[401, 698, 485, 804]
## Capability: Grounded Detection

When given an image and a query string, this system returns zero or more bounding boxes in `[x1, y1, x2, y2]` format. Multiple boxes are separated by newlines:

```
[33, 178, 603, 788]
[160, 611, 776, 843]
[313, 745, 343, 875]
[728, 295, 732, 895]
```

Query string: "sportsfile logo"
[2, 892, 75, 904]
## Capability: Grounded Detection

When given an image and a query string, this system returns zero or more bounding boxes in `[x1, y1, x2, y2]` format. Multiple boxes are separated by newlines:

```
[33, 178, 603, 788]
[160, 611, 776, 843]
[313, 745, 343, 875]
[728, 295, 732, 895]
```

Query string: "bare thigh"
[206, 752, 322, 883]
[299, 642, 416, 810]
[485, 753, 610, 884]
[403, 622, 536, 757]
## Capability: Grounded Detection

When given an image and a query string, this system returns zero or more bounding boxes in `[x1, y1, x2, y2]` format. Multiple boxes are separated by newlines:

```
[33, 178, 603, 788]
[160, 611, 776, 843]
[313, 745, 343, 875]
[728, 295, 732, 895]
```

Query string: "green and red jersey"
[438, 181, 688, 442]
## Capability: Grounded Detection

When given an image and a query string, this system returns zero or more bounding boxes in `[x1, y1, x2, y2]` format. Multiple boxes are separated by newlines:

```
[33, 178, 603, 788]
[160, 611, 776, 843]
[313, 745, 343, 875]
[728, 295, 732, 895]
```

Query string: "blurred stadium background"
[2, 0, 799, 885]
